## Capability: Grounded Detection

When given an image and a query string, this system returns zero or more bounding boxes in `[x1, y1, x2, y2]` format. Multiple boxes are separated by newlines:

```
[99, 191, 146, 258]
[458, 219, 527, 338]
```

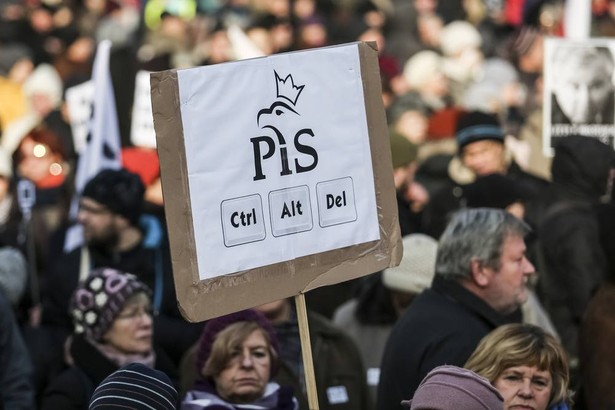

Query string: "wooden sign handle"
[295, 294, 320, 410]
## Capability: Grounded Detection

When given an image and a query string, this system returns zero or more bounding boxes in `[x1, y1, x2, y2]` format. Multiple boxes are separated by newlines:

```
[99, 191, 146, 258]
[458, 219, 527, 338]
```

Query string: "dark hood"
[551, 136, 615, 199]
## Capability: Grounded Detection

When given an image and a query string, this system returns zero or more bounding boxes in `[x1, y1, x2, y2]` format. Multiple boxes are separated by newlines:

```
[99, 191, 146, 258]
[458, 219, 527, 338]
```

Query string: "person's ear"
[470, 258, 490, 287]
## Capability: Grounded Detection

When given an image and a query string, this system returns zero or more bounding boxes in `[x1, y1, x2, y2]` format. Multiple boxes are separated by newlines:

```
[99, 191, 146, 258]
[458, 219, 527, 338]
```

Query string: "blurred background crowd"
[3, 0, 615, 409]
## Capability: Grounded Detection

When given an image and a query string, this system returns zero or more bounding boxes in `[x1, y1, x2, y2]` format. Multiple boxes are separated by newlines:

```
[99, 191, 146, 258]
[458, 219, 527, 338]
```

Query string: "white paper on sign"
[130, 70, 157, 148]
[65, 80, 94, 154]
[177, 44, 380, 280]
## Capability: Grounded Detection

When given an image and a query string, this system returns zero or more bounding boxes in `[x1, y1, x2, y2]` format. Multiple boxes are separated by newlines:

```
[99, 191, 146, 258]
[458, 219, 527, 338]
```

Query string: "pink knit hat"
[402, 365, 504, 409]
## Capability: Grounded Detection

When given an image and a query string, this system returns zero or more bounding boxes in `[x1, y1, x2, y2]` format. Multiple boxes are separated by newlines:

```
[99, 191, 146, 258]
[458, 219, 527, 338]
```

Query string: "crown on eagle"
[275, 71, 304, 106]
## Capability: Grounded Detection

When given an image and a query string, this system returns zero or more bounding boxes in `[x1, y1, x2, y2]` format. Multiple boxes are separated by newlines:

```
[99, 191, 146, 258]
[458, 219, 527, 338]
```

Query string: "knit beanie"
[455, 111, 504, 152]
[439, 21, 482, 57]
[402, 365, 504, 409]
[403, 50, 443, 89]
[70, 267, 151, 341]
[0, 247, 27, 305]
[382, 234, 437, 294]
[388, 92, 428, 124]
[81, 168, 145, 226]
[390, 130, 419, 169]
[196, 309, 280, 380]
[89, 363, 178, 409]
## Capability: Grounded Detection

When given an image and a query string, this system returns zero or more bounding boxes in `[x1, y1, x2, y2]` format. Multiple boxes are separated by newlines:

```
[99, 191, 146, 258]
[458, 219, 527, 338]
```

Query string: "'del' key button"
[316, 177, 357, 228]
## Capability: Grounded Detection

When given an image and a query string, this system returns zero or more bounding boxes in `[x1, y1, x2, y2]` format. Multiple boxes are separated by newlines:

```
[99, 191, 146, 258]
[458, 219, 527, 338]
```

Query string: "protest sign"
[151, 42, 401, 322]
[543, 38, 615, 156]
[65, 80, 93, 154]
[130, 70, 157, 148]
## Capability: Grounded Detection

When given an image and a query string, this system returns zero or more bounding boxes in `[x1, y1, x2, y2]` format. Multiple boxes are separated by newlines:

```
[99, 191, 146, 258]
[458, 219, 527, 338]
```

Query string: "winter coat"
[272, 309, 370, 410]
[525, 135, 615, 358]
[0, 292, 34, 410]
[41, 334, 178, 410]
[376, 276, 516, 410]
[332, 275, 400, 410]
[182, 381, 298, 410]
[578, 282, 615, 410]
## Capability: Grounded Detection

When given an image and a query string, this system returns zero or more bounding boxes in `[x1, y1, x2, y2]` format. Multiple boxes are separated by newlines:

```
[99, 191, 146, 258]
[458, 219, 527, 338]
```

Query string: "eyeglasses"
[116, 306, 154, 321]
[78, 201, 112, 215]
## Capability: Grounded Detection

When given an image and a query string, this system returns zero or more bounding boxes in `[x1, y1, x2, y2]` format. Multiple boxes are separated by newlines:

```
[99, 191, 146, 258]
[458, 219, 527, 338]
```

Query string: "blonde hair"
[202, 321, 278, 378]
[465, 324, 570, 406]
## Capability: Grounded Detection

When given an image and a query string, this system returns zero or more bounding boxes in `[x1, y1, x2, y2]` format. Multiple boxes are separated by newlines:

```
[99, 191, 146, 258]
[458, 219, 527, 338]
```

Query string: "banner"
[64, 40, 122, 252]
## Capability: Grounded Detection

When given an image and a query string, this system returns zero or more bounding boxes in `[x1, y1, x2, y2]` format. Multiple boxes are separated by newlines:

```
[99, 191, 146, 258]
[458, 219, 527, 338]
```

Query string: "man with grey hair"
[376, 208, 534, 410]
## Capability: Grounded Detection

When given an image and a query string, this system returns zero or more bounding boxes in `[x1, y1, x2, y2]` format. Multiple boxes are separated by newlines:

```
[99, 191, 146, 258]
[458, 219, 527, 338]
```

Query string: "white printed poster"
[543, 37, 615, 156]
[177, 45, 380, 280]
[65, 80, 94, 154]
[131, 70, 157, 148]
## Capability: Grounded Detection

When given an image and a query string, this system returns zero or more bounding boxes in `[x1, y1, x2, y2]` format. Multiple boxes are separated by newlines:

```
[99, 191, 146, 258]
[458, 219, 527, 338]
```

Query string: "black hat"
[81, 168, 145, 225]
[455, 111, 504, 152]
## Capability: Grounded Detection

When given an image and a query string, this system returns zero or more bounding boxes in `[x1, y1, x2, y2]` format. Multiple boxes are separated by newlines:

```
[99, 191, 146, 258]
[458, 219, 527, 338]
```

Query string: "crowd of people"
[2, 0, 615, 408]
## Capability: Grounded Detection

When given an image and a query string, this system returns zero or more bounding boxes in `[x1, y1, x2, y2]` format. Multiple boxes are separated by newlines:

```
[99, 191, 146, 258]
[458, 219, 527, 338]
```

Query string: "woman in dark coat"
[40, 267, 177, 410]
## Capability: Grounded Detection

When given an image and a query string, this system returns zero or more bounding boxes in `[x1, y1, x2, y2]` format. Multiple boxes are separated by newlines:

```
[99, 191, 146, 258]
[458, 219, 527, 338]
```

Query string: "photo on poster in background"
[543, 37, 615, 156]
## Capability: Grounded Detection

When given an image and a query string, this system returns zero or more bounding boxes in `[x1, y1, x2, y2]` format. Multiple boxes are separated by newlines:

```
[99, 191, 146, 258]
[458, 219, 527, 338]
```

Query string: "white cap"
[383, 234, 438, 294]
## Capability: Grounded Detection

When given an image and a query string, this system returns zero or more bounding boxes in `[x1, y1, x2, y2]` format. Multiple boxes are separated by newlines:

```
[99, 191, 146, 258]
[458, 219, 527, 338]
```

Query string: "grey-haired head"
[435, 208, 530, 280]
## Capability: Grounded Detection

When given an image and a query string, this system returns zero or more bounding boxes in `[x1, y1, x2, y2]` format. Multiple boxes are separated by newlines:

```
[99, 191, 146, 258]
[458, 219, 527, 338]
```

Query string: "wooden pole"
[295, 294, 320, 410]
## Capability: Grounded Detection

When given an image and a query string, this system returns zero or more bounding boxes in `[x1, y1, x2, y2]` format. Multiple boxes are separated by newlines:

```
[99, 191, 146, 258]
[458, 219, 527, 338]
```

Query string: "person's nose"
[240, 352, 255, 368]
[139, 310, 153, 328]
[517, 378, 534, 399]
[522, 256, 535, 275]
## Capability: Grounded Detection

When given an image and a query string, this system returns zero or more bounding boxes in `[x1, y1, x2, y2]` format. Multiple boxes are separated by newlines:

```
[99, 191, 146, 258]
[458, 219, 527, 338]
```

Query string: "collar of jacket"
[431, 275, 517, 328]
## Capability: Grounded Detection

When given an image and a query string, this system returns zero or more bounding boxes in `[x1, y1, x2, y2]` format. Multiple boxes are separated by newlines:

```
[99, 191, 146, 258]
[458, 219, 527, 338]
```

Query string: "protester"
[182, 309, 298, 410]
[524, 135, 615, 366]
[40, 168, 200, 368]
[465, 323, 571, 410]
[425, 110, 547, 238]
[401, 365, 504, 410]
[89, 362, 179, 409]
[256, 298, 369, 410]
[333, 233, 438, 409]
[41, 267, 177, 409]
[0, 290, 35, 409]
[377, 207, 534, 410]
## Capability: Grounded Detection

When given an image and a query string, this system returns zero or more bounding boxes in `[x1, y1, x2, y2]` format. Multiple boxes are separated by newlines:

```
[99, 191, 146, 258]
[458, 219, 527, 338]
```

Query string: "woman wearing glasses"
[41, 267, 178, 410]
[465, 323, 571, 410]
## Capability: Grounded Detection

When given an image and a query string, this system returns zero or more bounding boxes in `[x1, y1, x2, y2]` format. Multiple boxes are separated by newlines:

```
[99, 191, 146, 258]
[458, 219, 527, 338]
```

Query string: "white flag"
[64, 40, 123, 252]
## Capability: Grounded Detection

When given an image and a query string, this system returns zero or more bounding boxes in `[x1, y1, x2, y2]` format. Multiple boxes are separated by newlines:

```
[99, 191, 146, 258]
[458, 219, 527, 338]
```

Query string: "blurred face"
[214, 330, 271, 404]
[17, 137, 62, 182]
[77, 197, 120, 248]
[484, 234, 535, 314]
[554, 50, 615, 124]
[461, 140, 506, 176]
[395, 111, 428, 144]
[494, 365, 553, 410]
[103, 293, 153, 354]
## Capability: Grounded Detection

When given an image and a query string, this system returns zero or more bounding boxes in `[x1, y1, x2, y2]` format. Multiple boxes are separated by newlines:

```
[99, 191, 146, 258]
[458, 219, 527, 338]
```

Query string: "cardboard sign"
[151, 42, 401, 321]
[65, 80, 94, 154]
[543, 38, 615, 156]
[131, 70, 157, 148]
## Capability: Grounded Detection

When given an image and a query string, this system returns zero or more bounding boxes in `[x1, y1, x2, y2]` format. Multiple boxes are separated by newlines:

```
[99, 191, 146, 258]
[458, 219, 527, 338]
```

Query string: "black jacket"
[41, 334, 178, 410]
[525, 135, 615, 357]
[376, 276, 515, 410]
[0, 292, 34, 410]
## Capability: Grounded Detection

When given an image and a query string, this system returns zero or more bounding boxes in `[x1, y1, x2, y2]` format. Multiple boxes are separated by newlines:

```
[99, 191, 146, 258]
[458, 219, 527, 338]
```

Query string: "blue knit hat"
[89, 363, 178, 409]
[455, 111, 504, 152]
